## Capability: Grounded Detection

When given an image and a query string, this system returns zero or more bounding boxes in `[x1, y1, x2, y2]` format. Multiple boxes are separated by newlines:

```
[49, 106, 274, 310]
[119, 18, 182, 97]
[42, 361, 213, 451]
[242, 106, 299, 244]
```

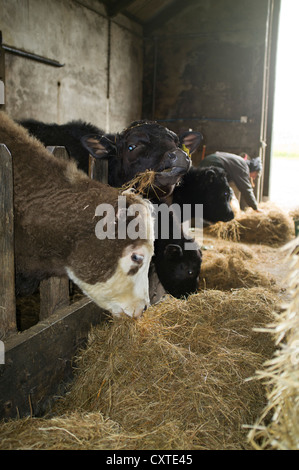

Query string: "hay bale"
[0, 289, 279, 450]
[205, 202, 295, 246]
[198, 241, 275, 291]
[248, 238, 299, 450]
[51, 288, 277, 449]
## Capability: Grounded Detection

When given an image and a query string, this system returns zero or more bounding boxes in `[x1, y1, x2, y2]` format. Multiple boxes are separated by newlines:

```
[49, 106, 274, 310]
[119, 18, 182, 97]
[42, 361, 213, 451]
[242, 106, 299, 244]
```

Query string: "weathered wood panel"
[0, 298, 108, 419]
[39, 277, 70, 321]
[0, 33, 5, 110]
[0, 144, 16, 338]
[89, 155, 109, 183]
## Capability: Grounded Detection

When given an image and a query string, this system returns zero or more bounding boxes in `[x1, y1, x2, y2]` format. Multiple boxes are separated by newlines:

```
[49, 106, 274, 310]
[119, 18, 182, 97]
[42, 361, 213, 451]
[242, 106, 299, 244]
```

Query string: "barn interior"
[1, 0, 281, 198]
[1, 0, 299, 451]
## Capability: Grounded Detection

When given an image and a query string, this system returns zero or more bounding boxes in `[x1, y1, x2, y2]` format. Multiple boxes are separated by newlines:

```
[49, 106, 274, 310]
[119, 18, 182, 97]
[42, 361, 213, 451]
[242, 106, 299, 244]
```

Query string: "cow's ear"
[179, 131, 203, 155]
[206, 168, 216, 183]
[164, 244, 183, 259]
[81, 134, 117, 159]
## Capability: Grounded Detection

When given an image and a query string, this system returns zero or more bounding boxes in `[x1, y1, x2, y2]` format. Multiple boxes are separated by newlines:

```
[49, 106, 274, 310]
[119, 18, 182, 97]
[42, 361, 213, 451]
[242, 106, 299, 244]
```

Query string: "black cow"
[20, 118, 202, 200]
[172, 166, 234, 224]
[153, 211, 202, 298]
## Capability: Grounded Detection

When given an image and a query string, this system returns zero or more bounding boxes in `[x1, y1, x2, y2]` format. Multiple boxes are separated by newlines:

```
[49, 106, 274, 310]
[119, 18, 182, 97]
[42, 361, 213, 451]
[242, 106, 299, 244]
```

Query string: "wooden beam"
[0, 31, 5, 110]
[262, 0, 281, 199]
[0, 144, 16, 338]
[89, 155, 109, 182]
[0, 298, 109, 419]
[39, 147, 71, 320]
[39, 277, 70, 320]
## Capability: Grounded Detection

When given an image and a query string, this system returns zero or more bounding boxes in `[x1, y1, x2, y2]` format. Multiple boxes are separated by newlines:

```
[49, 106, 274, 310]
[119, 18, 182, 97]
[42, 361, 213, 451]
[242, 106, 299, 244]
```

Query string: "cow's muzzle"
[155, 149, 191, 185]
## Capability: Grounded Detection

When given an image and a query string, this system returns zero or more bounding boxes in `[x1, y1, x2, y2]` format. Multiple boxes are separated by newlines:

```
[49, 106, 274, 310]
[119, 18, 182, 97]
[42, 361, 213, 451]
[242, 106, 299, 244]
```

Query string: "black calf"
[172, 166, 234, 223]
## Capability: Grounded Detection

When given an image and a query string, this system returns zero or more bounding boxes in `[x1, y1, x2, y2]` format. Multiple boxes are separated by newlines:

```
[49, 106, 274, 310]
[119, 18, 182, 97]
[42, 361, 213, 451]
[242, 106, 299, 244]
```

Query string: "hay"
[121, 170, 158, 198]
[289, 207, 299, 220]
[248, 237, 299, 450]
[204, 219, 242, 242]
[54, 289, 279, 449]
[0, 410, 206, 450]
[0, 287, 278, 450]
[198, 240, 275, 291]
[205, 202, 295, 246]
[0, 412, 126, 450]
[1, 229, 288, 450]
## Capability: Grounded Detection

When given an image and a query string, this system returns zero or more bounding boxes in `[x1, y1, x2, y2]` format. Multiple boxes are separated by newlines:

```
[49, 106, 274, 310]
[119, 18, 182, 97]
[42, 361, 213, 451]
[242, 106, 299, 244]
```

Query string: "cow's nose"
[168, 150, 189, 163]
[168, 151, 178, 161]
[132, 303, 148, 318]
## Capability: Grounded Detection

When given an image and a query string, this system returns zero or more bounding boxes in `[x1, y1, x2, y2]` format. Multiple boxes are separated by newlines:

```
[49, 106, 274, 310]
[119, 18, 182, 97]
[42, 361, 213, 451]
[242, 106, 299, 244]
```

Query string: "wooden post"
[0, 144, 16, 337]
[89, 155, 109, 183]
[0, 31, 5, 110]
[39, 277, 70, 321]
[39, 147, 70, 320]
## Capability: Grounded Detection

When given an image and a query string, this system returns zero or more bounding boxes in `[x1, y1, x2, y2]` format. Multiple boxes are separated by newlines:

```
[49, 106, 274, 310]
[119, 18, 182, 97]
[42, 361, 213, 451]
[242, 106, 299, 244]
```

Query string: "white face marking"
[66, 242, 154, 318]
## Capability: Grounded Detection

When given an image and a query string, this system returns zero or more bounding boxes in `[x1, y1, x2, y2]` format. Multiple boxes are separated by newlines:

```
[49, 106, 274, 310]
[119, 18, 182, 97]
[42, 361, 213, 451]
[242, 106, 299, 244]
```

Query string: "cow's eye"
[128, 144, 137, 151]
[131, 253, 144, 264]
[188, 270, 193, 276]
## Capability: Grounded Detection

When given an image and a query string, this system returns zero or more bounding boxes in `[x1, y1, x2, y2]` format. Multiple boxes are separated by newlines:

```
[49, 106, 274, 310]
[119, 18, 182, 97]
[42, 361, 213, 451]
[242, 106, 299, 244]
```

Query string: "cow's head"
[187, 167, 235, 223]
[66, 193, 155, 318]
[154, 242, 202, 299]
[81, 121, 203, 199]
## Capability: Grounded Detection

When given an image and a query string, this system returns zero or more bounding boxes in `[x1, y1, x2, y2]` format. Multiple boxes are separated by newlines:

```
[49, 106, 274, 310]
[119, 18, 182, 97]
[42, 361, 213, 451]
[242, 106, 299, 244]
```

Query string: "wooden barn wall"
[142, 0, 275, 169]
[0, 0, 143, 131]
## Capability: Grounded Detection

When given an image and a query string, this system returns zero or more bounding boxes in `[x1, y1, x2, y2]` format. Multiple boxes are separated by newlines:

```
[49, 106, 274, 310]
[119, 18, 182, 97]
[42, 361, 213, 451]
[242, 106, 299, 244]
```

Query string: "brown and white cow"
[0, 112, 154, 318]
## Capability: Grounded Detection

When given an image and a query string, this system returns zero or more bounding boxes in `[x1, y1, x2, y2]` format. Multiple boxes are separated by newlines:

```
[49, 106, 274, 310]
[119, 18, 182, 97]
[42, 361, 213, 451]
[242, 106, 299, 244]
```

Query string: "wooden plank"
[0, 298, 108, 419]
[46, 145, 70, 161]
[39, 146, 70, 320]
[0, 144, 16, 338]
[0, 32, 5, 110]
[39, 277, 70, 320]
[262, 0, 281, 199]
[89, 154, 109, 183]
